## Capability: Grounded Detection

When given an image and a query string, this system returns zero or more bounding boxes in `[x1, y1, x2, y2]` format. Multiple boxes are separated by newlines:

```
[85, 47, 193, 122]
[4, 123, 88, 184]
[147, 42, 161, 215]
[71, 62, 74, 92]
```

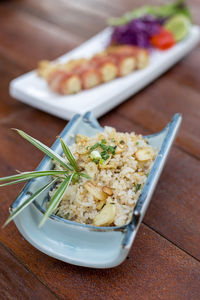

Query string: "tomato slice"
[151, 29, 176, 50]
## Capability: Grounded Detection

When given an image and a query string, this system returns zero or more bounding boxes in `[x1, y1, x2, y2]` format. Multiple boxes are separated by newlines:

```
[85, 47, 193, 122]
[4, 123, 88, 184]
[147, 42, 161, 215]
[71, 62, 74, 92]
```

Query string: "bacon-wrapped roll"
[48, 70, 67, 93]
[37, 60, 60, 79]
[38, 44, 150, 95]
[80, 67, 102, 89]
[106, 45, 149, 70]
[59, 73, 82, 95]
[64, 58, 88, 72]
[91, 55, 118, 82]
[109, 53, 136, 77]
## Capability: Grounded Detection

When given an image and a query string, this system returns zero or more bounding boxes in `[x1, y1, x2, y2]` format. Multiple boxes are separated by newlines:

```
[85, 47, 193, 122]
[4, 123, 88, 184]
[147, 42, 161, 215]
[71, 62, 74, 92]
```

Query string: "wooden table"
[0, 1, 200, 299]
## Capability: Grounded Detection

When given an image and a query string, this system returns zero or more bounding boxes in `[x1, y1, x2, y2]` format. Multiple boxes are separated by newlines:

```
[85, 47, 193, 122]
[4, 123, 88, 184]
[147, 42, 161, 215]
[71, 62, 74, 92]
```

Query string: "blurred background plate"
[9, 26, 200, 120]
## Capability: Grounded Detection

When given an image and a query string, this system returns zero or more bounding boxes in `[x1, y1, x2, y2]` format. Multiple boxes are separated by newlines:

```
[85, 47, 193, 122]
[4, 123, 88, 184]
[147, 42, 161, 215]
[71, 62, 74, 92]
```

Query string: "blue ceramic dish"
[11, 112, 182, 268]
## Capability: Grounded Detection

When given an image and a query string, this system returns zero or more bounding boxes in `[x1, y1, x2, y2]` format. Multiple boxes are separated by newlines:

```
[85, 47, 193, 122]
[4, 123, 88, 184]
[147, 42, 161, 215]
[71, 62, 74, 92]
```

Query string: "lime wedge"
[164, 15, 191, 42]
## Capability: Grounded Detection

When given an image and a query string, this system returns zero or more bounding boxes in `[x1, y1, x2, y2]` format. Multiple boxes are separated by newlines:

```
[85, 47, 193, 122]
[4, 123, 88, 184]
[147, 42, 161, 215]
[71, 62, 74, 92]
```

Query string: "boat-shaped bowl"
[11, 112, 182, 268]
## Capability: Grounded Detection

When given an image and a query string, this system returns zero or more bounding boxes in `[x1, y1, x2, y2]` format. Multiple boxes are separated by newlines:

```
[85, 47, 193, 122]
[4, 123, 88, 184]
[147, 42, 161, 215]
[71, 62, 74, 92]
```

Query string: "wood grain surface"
[0, 0, 199, 299]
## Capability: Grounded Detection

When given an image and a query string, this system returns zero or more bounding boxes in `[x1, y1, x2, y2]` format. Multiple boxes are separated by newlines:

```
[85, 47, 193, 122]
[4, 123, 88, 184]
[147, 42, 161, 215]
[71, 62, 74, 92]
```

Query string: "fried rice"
[50, 126, 157, 227]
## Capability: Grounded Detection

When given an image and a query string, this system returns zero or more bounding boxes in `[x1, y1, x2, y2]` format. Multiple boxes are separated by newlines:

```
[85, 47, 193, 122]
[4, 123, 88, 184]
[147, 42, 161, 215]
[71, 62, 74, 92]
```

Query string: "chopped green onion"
[135, 184, 141, 193]
[99, 158, 104, 165]
[90, 143, 99, 151]
[93, 159, 99, 164]
[101, 151, 110, 160]
[99, 143, 108, 151]
[90, 150, 101, 160]
[108, 145, 116, 155]
[101, 139, 107, 144]
[120, 140, 125, 144]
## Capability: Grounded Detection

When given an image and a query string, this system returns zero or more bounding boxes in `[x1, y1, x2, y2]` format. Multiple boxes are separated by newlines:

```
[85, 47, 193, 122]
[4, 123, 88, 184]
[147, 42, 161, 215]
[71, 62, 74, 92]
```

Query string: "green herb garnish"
[90, 143, 99, 151]
[89, 141, 116, 161]
[108, 1, 191, 26]
[99, 158, 104, 165]
[1, 129, 90, 228]
[101, 139, 107, 144]
[71, 173, 80, 184]
[136, 142, 139, 145]
[101, 151, 110, 161]
[120, 140, 125, 144]
[135, 184, 141, 193]
[93, 159, 100, 164]
[108, 145, 116, 155]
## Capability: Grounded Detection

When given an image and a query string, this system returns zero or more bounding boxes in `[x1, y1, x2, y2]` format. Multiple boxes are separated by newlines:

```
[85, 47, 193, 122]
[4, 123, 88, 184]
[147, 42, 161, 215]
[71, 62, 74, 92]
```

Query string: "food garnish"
[150, 29, 176, 50]
[164, 14, 191, 42]
[108, 0, 191, 26]
[1, 130, 90, 228]
[109, 1, 191, 50]
[89, 141, 117, 163]
[135, 184, 142, 193]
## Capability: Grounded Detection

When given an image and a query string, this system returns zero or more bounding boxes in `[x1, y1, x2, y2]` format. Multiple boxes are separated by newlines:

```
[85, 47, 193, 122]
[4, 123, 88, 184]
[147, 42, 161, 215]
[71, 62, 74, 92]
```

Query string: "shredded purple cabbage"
[110, 16, 165, 48]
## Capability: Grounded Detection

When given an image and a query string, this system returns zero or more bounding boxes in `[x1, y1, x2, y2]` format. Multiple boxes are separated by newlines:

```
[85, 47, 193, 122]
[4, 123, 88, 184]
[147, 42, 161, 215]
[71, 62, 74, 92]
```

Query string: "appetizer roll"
[91, 55, 118, 82]
[37, 60, 60, 79]
[38, 44, 150, 95]
[59, 73, 82, 95]
[80, 68, 102, 90]
[106, 45, 149, 70]
[64, 58, 88, 72]
[109, 53, 136, 77]
[48, 69, 67, 93]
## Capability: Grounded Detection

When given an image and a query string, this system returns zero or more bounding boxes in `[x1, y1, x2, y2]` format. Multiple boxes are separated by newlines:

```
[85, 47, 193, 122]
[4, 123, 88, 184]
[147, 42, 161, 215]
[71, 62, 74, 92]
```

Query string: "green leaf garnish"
[78, 172, 91, 179]
[13, 129, 73, 171]
[0, 170, 69, 186]
[39, 174, 73, 228]
[99, 143, 107, 151]
[71, 173, 80, 183]
[59, 137, 79, 172]
[1, 129, 91, 228]
[3, 178, 57, 227]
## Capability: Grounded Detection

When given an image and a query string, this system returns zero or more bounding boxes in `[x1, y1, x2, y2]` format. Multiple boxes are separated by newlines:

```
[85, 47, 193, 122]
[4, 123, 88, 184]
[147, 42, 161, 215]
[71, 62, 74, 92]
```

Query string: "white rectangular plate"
[10, 26, 200, 120]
